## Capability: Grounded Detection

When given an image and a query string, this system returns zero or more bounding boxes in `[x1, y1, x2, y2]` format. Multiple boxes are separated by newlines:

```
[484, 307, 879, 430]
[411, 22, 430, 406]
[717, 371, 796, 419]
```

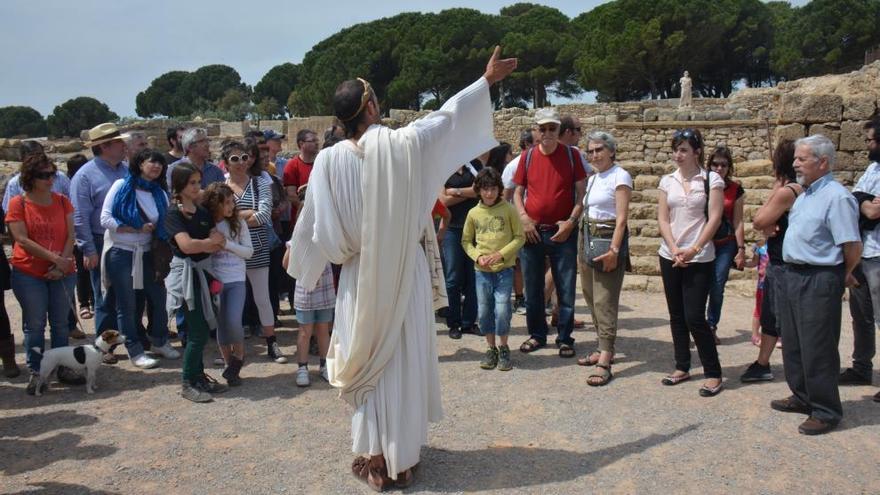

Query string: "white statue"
[679, 71, 693, 108]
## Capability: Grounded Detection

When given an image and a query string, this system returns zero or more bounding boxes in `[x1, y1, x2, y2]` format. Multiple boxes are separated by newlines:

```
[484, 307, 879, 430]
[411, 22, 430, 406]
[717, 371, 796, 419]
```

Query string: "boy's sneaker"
[514, 296, 527, 315]
[296, 367, 310, 387]
[740, 361, 773, 382]
[181, 382, 212, 403]
[319, 365, 329, 382]
[268, 342, 288, 364]
[480, 347, 499, 370]
[150, 342, 181, 360]
[131, 354, 159, 369]
[497, 345, 512, 371]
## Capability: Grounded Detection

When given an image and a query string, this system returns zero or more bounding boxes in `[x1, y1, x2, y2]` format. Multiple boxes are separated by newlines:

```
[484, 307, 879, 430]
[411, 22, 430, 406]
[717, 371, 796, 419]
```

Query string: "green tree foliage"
[135, 65, 250, 118]
[499, 3, 580, 108]
[253, 62, 300, 118]
[770, 0, 880, 79]
[46, 97, 118, 138]
[0, 106, 47, 138]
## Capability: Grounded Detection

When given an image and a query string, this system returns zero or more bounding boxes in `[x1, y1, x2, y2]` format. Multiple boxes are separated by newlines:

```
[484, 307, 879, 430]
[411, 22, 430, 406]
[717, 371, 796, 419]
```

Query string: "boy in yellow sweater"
[462, 168, 525, 370]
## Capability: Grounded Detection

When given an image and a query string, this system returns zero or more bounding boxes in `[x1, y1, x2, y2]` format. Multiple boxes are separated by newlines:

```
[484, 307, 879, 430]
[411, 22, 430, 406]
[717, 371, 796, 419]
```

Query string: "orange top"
[5, 193, 74, 278]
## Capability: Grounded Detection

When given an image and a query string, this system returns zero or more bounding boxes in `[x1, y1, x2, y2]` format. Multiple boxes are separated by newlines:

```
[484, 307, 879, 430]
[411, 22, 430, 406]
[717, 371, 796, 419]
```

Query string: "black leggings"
[659, 257, 722, 378]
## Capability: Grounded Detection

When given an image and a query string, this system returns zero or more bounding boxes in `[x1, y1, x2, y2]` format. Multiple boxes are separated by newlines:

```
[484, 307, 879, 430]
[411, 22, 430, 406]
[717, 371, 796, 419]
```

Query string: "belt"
[536, 224, 558, 232]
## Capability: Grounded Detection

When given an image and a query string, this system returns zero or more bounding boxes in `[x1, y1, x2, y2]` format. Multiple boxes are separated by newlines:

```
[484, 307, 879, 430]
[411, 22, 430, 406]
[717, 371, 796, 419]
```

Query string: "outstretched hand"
[483, 46, 517, 86]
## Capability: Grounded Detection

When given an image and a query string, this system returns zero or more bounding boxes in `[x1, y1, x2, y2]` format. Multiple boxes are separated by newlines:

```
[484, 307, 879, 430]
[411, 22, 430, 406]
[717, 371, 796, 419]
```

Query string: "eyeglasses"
[587, 147, 605, 155]
[538, 125, 559, 133]
[227, 154, 250, 163]
[710, 160, 729, 168]
[34, 169, 57, 180]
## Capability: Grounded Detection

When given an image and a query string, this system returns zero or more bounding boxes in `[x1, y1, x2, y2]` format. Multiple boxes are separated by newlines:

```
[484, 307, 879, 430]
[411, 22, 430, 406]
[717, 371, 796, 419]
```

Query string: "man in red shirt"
[513, 108, 586, 358]
[284, 129, 319, 224]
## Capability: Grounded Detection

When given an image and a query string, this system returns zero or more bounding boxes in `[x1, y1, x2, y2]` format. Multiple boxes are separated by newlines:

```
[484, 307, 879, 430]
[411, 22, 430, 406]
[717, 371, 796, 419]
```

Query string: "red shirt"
[431, 199, 449, 220]
[5, 193, 74, 278]
[283, 156, 314, 220]
[513, 145, 587, 224]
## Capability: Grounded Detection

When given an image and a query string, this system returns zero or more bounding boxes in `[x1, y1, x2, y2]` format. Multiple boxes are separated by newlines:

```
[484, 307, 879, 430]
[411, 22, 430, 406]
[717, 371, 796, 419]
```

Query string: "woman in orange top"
[5, 153, 76, 395]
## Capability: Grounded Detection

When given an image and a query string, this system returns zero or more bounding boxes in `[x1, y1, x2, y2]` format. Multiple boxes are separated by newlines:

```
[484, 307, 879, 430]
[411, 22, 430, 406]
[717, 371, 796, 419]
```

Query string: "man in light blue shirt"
[165, 128, 225, 188]
[773, 134, 862, 435]
[841, 118, 880, 399]
[71, 123, 129, 351]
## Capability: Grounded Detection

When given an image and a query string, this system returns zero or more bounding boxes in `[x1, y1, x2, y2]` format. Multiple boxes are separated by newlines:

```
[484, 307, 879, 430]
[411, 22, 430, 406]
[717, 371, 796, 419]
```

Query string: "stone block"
[840, 120, 868, 151]
[628, 203, 657, 220]
[774, 123, 805, 143]
[657, 109, 676, 122]
[629, 256, 660, 276]
[744, 189, 772, 205]
[808, 123, 840, 148]
[639, 225, 660, 238]
[53, 140, 85, 153]
[842, 96, 876, 120]
[628, 237, 662, 257]
[690, 111, 706, 121]
[734, 108, 753, 120]
[707, 110, 732, 121]
[633, 175, 659, 190]
[739, 176, 775, 189]
[780, 93, 842, 123]
[219, 121, 246, 137]
[834, 151, 858, 171]
[675, 111, 691, 121]
[643, 108, 659, 121]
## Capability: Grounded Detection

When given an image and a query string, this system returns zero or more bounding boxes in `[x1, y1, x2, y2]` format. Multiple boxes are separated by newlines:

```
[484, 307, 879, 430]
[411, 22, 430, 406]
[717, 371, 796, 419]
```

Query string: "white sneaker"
[296, 367, 310, 387]
[131, 354, 159, 369]
[319, 366, 329, 382]
[150, 342, 181, 360]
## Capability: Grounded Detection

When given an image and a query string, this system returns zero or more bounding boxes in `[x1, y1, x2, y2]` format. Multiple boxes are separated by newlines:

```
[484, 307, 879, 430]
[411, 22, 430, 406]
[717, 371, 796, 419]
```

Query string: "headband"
[339, 78, 373, 122]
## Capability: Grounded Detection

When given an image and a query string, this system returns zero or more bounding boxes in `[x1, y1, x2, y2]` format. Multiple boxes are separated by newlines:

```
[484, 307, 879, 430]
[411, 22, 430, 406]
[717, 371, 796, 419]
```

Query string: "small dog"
[32, 330, 125, 395]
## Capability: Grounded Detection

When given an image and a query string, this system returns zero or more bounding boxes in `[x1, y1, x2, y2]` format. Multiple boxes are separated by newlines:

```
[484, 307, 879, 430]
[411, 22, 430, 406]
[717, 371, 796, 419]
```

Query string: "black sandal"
[587, 364, 612, 386]
[558, 344, 575, 358]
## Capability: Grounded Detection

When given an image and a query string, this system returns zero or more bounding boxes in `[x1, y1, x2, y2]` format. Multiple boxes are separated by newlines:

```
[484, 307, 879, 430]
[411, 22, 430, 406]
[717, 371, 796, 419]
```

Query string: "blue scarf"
[111, 175, 169, 241]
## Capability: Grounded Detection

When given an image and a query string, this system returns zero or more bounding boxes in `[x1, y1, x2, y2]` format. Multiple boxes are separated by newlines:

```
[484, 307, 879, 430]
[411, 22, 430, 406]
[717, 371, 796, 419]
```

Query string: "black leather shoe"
[838, 368, 872, 386]
[448, 326, 462, 340]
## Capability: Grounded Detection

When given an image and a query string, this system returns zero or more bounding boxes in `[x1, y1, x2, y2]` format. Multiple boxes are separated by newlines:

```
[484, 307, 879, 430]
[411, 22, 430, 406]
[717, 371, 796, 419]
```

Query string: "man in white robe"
[289, 47, 516, 490]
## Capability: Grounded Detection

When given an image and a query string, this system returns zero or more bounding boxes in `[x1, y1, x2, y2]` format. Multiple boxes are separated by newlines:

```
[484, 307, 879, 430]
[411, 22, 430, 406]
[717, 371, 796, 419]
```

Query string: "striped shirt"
[294, 263, 335, 311]
[231, 176, 272, 269]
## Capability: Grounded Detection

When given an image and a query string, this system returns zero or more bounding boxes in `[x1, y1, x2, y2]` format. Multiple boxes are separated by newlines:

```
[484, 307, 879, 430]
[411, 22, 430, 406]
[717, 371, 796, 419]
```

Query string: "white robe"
[289, 77, 497, 477]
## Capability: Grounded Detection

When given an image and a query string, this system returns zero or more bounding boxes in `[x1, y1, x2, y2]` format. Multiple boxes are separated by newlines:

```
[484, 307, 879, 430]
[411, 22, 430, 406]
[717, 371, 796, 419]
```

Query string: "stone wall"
[3, 63, 879, 295]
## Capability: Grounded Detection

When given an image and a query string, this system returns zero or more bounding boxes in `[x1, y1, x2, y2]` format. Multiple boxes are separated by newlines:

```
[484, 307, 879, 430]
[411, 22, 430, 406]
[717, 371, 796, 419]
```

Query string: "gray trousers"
[847, 258, 879, 376]
[777, 264, 845, 423]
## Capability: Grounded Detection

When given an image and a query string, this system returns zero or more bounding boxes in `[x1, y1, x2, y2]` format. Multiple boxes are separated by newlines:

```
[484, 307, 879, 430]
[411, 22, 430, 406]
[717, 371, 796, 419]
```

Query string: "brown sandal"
[587, 364, 612, 386]
[577, 351, 615, 367]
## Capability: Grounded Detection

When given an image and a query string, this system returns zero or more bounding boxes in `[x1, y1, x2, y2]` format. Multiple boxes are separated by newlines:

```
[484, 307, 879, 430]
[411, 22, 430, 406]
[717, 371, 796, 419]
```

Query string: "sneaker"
[181, 382, 212, 403]
[296, 367, 310, 387]
[102, 352, 118, 365]
[448, 326, 462, 340]
[480, 347, 499, 370]
[150, 342, 181, 360]
[740, 361, 773, 383]
[26, 372, 47, 395]
[319, 365, 329, 382]
[839, 368, 872, 386]
[131, 354, 159, 369]
[57, 365, 87, 385]
[268, 342, 288, 364]
[497, 345, 512, 371]
[513, 296, 526, 315]
[195, 373, 228, 394]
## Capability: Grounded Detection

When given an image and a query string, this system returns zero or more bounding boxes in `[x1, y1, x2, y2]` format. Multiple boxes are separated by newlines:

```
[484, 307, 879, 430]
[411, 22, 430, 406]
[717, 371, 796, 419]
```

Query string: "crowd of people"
[0, 101, 878, 433]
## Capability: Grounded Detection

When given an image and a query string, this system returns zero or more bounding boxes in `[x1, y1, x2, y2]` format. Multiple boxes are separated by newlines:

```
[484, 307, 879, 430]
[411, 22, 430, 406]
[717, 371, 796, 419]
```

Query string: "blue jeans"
[475, 268, 514, 336]
[441, 228, 477, 329]
[106, 247, 169, 358]
[88, 234, 117, 335]
[520, 227, 578, 346]
[11, 269, 75, 372]
[707, 240, 736, 328]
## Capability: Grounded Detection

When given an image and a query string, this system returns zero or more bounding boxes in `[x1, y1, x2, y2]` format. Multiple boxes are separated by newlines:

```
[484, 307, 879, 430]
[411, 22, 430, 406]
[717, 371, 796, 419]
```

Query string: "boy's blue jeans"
[475, 268, 514, 337]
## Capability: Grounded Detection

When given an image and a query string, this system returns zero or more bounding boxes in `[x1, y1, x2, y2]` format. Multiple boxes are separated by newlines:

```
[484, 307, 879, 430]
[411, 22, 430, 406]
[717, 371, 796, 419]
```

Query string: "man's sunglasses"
[538, 125, 559, 133]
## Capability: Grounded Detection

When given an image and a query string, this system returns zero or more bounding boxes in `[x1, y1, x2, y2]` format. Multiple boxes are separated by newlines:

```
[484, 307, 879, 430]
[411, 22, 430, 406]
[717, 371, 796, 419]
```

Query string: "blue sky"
[0, 0, 808, 118]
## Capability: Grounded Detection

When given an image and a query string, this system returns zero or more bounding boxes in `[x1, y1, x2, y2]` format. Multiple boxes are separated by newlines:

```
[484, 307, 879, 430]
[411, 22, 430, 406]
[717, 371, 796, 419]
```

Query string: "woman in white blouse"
[100, 149, 180, 369]
[656, 129, 724, 397]
[576, 131, 631, 387]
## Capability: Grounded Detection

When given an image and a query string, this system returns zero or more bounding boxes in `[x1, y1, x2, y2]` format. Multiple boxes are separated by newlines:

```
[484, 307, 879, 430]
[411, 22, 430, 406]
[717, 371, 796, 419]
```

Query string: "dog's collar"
[90, 343, 109, 354]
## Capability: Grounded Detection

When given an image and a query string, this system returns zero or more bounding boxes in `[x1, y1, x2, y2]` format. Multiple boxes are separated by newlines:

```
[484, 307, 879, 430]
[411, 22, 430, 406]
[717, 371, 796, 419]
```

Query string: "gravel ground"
[0, 287, 878, 495]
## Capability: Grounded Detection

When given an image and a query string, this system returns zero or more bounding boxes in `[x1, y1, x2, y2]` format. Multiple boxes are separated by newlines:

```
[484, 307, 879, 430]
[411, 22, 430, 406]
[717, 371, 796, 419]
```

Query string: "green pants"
[182, 283, 209, 384]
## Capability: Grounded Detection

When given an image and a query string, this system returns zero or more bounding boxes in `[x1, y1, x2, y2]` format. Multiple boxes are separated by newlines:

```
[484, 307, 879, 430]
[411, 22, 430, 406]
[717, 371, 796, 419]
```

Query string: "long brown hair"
[202, 182, 241, 239]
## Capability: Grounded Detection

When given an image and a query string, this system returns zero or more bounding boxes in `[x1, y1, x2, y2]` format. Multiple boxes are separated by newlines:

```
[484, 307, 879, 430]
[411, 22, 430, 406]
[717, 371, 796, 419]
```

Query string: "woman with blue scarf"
[100, 149, 180, 369]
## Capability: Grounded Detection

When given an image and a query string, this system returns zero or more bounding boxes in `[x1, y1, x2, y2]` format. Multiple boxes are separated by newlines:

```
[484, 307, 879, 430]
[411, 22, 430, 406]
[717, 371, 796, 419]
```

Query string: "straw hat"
[83, 123, 129, 147]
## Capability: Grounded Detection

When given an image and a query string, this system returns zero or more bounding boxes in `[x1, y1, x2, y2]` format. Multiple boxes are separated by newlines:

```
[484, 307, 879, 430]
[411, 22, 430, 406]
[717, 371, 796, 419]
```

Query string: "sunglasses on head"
[538, 124, 559, 133]
[673, 128, 701, 145]
[34, 169, 56, 180]
[227, 154, 250, 163]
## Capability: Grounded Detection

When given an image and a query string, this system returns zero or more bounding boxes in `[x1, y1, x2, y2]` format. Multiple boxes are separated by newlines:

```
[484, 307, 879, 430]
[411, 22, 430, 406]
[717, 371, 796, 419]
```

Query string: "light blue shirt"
[853, 161, 880, 258]
[783, 173, 860, 265]
[70, 156, 129, 256]
[2, 171, 71, 212]
[166, 158, 226, 189]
